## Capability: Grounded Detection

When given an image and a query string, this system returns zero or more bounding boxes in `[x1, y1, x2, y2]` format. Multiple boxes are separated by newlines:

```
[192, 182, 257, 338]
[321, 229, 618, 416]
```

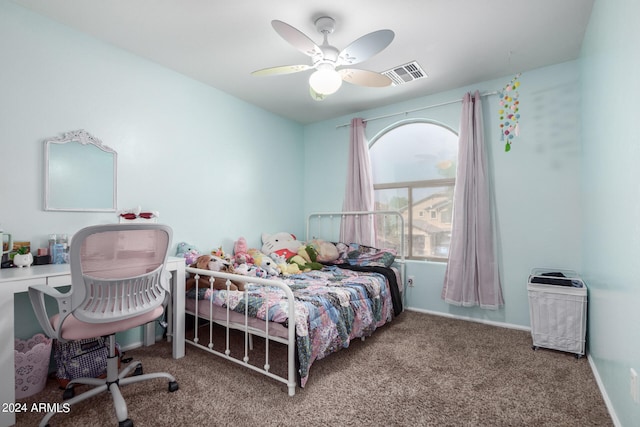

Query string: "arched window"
[370, 120, 458, 261]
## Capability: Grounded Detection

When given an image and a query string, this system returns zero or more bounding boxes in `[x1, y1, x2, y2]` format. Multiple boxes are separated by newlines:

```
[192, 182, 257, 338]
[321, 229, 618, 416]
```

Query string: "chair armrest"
[161, 270, 172, 306]
[161, 269, 172, 294]
[28, 284, 72, 341]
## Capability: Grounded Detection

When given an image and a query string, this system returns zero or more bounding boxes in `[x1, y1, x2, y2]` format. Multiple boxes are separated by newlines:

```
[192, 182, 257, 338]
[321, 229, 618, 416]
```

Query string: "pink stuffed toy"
[233, 237, 253, 265]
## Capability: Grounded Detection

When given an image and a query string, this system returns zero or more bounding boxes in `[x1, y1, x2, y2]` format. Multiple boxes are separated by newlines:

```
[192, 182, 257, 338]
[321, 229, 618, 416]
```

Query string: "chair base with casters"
[39, 329, 179, 427]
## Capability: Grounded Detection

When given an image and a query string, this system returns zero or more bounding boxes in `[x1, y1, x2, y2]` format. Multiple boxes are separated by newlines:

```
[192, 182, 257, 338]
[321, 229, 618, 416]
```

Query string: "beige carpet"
[16, 311, 612, 426]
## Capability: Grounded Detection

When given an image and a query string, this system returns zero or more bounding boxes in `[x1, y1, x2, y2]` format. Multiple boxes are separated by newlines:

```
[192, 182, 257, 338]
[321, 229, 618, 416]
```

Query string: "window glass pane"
[370, 122, 458, 184]
[411, 186, 454, 258]
[374, 188, 407, 254]
[370, 121, 458, 261]
[374, 188, 408, 211]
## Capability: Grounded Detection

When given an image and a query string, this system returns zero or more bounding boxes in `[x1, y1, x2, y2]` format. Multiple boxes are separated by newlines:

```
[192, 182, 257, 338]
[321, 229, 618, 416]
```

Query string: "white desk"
[0, 257, 185, 427]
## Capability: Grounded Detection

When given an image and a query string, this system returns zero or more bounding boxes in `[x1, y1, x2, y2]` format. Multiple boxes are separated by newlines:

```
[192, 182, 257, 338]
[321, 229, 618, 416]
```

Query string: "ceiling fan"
[251, 17, 395, 100]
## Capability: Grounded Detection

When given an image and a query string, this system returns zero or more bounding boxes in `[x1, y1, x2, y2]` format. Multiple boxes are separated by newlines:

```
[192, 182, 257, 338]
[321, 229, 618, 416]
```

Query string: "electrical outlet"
[407, 276, 415, 287]
[631, 368, 639, 403]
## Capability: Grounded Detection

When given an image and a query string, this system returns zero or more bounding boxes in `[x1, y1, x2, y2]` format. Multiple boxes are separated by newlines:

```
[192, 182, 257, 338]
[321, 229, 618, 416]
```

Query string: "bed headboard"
[306, 210, 407, 308]
[305, 210, 405, 264]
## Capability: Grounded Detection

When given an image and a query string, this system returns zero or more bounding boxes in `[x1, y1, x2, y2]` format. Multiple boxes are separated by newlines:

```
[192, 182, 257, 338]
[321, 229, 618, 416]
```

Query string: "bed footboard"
[184, 267, 297, 396]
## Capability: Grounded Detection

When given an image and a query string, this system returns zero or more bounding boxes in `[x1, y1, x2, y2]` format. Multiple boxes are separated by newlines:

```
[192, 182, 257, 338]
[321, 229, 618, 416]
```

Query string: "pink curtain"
[340, 118, 376, 246]
[441, 91, 504, 309]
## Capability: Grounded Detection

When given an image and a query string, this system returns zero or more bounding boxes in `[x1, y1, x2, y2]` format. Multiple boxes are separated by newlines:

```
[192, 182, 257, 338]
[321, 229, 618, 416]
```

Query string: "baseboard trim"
[587, 354, 621, 427]
[120, 341, 144, 352]
[405, 306, 531, 332]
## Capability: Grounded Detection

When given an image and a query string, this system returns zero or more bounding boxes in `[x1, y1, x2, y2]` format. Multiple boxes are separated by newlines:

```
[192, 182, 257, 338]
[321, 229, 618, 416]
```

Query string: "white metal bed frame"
[183, 211, 405, 396]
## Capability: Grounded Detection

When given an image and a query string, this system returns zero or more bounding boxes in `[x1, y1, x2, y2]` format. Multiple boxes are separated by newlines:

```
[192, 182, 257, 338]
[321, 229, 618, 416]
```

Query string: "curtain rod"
[335, 90, 499, 129]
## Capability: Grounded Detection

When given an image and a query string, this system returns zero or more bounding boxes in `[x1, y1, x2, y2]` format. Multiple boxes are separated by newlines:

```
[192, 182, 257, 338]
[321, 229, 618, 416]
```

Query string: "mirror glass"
[44, 130, 117, 212]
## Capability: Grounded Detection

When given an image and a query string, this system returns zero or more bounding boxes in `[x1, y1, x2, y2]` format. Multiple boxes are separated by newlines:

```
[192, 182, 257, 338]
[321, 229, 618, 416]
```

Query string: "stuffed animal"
[270, 252, 287, 265]
[288, 245, 323, 271]
[203, 254, 234, 273]
[309, 239, 339, 263]
[186, 254, 245, 291]
[277, 259, 301, 275]
[261, 232, 302, 260]
[269, 253, 295, 276]
[247, 247, 262, 260]
[234, 263, 250, 276]
[233, 237, 253, 265]
[175, 242, 192, 257]
[252, 251, 279, 276]
[175, 242, 201, 265]
[248, 266, 269, 278]
[296, 245, 314, 263]
[211, 246, 228, 259]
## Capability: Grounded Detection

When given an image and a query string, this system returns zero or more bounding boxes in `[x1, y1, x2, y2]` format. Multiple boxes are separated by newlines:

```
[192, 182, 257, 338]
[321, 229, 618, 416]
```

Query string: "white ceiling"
[12, 0, 594, 124]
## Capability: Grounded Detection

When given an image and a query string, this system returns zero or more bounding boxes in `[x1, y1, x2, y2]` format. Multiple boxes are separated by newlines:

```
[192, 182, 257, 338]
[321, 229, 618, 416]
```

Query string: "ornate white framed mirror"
[44, 130, 117, 212]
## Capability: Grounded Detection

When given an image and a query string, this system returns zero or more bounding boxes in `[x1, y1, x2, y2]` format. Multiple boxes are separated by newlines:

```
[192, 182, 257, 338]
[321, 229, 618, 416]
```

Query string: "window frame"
[369, 119, 458, 262]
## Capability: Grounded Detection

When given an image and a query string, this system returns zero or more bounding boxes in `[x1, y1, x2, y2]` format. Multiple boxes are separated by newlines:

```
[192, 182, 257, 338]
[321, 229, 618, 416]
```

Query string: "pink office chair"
[28, 224, 179, 427]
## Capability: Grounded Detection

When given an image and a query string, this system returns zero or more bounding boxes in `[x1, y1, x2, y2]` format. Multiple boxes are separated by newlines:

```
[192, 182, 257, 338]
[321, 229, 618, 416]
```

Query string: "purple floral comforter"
[202, 265, 394, 387]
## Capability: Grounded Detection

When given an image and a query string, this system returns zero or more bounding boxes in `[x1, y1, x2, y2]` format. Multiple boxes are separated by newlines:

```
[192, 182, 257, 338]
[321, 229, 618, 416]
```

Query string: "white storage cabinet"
[527, 268, 587, 358]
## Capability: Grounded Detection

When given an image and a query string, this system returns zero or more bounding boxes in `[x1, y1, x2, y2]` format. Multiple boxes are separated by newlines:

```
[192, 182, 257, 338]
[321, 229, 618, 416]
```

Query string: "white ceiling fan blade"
[251, 64, 312, 76]
[338, 30, 395, 66]
[272, 20, 323, 57]
[339, 69, 393, 87]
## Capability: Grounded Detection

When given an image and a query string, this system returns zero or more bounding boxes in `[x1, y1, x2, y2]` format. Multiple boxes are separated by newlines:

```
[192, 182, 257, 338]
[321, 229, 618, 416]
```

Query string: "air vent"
[382, 61, 428, 86]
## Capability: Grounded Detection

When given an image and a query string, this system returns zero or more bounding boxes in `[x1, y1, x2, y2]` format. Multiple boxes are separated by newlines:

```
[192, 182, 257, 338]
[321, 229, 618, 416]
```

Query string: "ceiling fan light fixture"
[309, 66, 342, 95]
[254, 17, 395, 98]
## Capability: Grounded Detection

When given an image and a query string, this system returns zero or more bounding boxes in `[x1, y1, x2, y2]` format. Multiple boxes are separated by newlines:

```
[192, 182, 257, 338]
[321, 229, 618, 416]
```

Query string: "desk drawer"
[47, 275, 71, 287]
[4, 278, 45, 293]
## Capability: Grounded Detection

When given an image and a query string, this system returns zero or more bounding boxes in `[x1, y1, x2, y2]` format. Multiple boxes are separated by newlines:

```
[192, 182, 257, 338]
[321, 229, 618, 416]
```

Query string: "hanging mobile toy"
[498, 73, 521, 152]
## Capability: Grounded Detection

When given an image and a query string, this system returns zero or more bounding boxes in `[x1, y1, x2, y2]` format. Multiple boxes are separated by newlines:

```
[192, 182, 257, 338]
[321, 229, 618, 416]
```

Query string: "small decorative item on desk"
[51, 243, 67, 264]
[48, 234, 69, 264]
[13, 246, 33, 268]
[118, 206, 159, 223]
[34, 248, 50, 265]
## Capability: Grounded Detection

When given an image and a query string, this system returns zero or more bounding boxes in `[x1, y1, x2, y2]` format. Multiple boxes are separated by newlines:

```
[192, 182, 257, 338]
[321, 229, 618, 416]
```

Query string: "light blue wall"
[0, 2, 304, 343]
[581, 0, 640, 425]
[304, 61, 583, 328]
[4, 3, 634, 424]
